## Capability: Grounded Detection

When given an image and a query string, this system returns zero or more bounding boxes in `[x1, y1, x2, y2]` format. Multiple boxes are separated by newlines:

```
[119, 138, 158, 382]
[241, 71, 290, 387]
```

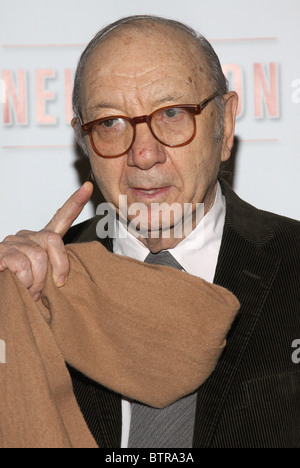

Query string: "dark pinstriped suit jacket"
[64, 179, 300, 448]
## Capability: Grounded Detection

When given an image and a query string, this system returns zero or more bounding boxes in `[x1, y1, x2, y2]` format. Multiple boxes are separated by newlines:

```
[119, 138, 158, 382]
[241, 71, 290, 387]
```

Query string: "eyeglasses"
[81, 91, 219, 158]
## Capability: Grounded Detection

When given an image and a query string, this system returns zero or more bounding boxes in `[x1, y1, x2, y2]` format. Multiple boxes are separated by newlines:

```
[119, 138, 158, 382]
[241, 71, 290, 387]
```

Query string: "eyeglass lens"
[91, 107, 195, 157]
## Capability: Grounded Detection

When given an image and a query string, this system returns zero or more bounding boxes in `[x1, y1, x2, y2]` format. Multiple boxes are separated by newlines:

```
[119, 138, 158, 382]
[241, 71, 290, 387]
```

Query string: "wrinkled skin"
[0, 23, 238, 297]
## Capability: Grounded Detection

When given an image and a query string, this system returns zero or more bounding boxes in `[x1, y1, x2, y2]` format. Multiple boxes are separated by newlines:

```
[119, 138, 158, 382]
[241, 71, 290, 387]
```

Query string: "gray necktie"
[128, 251, 197, 448]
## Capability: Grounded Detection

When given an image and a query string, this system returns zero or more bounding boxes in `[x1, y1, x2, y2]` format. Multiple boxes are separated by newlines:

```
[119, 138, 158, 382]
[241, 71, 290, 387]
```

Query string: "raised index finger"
[45, 182, 94, 237]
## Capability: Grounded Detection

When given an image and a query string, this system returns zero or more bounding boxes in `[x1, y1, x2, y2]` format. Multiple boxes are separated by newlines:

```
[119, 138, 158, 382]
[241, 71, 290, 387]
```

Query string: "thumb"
[45, 181, 94, 237]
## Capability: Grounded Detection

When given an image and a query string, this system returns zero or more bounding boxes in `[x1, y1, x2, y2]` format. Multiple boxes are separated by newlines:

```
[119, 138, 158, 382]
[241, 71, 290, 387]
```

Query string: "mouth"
[130, 186, 171, 199]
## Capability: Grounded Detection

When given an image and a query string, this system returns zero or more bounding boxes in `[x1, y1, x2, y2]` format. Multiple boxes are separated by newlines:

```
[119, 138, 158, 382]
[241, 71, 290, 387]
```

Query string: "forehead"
[82, 26, 211, 109]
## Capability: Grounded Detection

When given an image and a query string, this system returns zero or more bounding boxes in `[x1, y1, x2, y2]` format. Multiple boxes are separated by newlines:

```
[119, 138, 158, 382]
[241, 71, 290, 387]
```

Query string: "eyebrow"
[152, 95, 185, 106]
[86, 95, 186, 119]
[87, 102, 119, 114]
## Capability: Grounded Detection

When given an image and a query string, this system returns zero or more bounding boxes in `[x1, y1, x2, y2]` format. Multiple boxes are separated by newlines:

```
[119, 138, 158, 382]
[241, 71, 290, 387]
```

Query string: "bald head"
[72, 15, 228, 154]
[82, 23, 213, 117]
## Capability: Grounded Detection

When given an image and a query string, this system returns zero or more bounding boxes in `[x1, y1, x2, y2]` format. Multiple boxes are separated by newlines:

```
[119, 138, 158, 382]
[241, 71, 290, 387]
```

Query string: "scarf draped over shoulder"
[0, 241, 239, 448]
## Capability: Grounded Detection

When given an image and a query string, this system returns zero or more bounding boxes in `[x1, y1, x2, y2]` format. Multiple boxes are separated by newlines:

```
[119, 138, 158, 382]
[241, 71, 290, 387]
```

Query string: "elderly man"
[0, 15, 299, 448]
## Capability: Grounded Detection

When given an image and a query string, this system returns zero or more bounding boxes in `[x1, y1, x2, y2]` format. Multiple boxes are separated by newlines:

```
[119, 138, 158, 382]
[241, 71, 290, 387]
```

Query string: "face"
[78, 25, 237, 250]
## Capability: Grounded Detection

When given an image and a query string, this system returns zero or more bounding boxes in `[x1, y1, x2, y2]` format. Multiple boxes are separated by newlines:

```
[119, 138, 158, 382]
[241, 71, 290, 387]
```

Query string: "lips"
[136, 187, 163, 193]
[139, 189, 159, 194]
[130, 186, 171, 199]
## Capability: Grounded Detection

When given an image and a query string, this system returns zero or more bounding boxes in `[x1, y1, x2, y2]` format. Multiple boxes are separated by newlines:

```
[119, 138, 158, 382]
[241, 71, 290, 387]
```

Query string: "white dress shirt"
[112, 182, 226, 448]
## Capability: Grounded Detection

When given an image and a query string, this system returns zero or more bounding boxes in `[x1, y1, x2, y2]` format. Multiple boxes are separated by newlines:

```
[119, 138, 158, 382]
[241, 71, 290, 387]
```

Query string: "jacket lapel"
[193, 181, 281, 447]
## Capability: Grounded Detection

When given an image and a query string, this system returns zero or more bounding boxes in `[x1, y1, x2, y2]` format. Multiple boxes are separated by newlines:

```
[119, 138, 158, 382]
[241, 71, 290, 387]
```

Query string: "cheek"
[171, 141, 205, 182]
[89, 154, 125, 204]
[171, 133, 221, 199]
[191, 118, 222, 171]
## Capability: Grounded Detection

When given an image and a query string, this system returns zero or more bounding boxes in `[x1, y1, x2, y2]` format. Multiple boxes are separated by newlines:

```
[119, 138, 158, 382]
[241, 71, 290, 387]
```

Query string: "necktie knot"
[144, 251, 184, 271]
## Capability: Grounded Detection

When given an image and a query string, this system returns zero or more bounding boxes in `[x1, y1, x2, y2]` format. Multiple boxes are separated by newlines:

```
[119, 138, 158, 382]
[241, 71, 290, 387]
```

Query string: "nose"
[126, 122, 167, 170]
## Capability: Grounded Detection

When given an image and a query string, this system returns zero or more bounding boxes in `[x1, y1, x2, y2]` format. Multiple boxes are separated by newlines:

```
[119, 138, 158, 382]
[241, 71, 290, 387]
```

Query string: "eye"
[163, 108, 182, 119]
[100, 118, 120, 129]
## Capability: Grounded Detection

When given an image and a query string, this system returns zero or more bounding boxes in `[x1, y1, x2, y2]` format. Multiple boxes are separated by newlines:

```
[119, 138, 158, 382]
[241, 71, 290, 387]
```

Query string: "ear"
[221, 91, 239, 162]
[71, 117, 79, 131]
[71, 116, 89, 157]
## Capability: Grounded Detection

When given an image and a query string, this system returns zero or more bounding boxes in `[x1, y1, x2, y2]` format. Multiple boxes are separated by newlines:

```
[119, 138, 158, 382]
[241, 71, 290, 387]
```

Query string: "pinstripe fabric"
[128, 392, 197, 448]
[64, 178, 300, 448]
[67, 366, 121, 448]
[193, 182, 300, 448]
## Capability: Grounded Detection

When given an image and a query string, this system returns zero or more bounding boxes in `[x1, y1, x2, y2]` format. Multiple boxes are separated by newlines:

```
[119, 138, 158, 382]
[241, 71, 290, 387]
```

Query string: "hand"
[0, 182, 93, 301]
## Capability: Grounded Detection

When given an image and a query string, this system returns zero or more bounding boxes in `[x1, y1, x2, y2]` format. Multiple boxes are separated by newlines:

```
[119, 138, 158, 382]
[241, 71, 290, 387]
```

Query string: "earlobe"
[221, 91, 239, 162]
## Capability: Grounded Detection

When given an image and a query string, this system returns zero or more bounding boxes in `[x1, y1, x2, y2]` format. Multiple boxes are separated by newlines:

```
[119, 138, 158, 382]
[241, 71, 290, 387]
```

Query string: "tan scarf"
[0, 241, 239, 448]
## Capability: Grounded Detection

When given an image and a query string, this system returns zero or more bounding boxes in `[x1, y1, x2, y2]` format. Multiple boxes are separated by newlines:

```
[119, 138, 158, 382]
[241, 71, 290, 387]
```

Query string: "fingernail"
[33, 293, 41, 302]
[55, 275, 66, 287]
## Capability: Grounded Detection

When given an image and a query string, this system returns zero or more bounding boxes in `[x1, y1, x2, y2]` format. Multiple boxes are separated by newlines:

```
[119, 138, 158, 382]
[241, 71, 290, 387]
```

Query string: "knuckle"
[0, 244, 7, 257]
[32, 248, 48, 265]
[46, 232, 63, 245]
[16, 256, 31, 272]
[2, 235, 17, 244]
[16, 229, 32, 237]
[0, 247, 22, 267]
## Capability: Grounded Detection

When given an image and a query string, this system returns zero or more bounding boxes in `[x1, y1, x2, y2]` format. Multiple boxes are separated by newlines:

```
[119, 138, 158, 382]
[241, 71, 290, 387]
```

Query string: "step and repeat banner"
[0, 0, 299, 239]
